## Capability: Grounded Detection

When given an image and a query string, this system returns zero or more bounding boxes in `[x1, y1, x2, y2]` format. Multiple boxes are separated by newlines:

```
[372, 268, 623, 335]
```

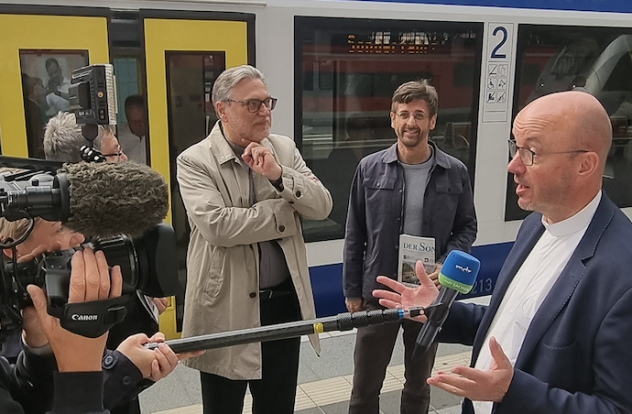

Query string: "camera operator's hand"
[116, 332, 204, 382]
[27, 248, 122, 372]
[19, 243, 58, 348]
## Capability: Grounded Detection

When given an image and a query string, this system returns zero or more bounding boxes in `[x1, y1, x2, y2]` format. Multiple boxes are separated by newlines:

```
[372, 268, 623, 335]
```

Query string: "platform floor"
[139, 330, 470, 414]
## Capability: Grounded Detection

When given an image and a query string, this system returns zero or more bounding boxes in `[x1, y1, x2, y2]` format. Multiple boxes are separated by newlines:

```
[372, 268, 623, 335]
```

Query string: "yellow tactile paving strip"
[151, 350, 472, 414]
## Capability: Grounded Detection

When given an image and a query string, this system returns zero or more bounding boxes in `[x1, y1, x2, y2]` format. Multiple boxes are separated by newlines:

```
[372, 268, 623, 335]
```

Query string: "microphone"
[61, 162, 168, 238]
[413, 250, 480, 360]
[0, 162, 168, 238]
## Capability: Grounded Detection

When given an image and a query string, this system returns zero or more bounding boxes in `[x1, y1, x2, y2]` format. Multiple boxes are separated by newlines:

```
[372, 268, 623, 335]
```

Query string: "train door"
[140, 11, 254, 338]
[0, 8, 110, 157]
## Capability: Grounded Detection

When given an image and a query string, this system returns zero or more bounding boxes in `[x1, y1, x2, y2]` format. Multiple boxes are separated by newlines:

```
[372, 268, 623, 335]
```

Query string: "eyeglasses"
[102, 145, 123, 162]
[225, 97, 278, 113]
[508, 139, 588, 166]
[394, 112, 427, 122]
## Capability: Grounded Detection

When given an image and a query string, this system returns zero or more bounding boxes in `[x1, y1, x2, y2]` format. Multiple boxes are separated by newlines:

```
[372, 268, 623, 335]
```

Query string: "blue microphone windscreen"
[438, 250, 480, 294]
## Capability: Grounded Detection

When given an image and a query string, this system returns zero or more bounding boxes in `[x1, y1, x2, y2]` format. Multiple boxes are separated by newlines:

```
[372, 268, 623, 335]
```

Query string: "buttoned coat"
[440, 193, 632, 414]
[176, 122, 332, 379]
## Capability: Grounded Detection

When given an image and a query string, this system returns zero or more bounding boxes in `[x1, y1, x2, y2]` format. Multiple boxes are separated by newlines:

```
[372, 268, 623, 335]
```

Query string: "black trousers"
[349, 305, 438, 414]
[200, 289, 302, 414]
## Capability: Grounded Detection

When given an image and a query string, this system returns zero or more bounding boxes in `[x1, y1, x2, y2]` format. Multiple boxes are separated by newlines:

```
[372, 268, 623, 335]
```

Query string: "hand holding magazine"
[398, 234, 435, 287]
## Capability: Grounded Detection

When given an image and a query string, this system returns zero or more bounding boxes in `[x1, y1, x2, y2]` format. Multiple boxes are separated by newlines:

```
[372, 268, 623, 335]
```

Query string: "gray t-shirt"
[400, 147, 435, 236]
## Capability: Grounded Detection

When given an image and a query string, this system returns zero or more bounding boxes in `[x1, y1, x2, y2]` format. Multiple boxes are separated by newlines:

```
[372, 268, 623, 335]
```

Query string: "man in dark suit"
[374, 90, 632, 414]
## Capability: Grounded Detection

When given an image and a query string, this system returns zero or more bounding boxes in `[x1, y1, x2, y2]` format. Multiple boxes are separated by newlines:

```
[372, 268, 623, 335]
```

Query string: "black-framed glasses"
[102, 145, 122, 162]
[225, 97, 278, 113]
[508, 139, 588, 166]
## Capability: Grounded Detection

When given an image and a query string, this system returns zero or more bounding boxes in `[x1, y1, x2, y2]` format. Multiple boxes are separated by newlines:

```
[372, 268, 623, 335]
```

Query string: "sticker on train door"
[483, 23, 514, 123]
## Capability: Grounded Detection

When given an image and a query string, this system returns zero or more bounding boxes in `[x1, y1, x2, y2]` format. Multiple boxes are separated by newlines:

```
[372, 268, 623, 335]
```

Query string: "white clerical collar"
[542, 190, 602, 238]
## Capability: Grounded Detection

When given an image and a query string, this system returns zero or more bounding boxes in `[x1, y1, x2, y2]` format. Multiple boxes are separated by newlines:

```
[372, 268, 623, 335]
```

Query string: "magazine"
[397, 234, 435, 286]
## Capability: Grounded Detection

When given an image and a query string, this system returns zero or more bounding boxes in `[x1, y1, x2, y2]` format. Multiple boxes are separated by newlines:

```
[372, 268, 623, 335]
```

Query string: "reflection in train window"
[19, 49, 89, 159]
[508, 26, 632, 221]
[165, 51, 225, 331]
[296, 17, 483, 242]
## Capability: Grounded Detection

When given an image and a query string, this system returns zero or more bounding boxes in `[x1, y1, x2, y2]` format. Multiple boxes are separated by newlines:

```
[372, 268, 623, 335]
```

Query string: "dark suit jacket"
[440, 193, 632, 414]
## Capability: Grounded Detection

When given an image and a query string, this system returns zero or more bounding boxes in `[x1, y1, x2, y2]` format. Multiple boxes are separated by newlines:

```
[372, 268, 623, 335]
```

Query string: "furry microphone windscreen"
[60, 162, 169, 239]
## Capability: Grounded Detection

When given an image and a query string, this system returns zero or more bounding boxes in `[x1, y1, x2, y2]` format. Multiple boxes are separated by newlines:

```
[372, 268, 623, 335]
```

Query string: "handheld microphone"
[0, 162, 168, 238]
[413, 250, 480, 360]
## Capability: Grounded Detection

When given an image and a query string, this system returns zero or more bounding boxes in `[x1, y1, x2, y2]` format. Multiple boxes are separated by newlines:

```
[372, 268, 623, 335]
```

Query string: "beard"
[398, 127, 427, 148]
[515, 170, 573, 218]
[224, 115, 270, 145]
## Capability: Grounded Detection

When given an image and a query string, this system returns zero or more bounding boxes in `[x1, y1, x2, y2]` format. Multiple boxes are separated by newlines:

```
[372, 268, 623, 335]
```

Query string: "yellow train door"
[141, 11, 253, 338]
[0, 9, 109, 157]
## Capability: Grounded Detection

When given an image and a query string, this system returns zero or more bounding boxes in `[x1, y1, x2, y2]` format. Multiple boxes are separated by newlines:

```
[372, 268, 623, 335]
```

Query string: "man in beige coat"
[176, 65, 332, 414]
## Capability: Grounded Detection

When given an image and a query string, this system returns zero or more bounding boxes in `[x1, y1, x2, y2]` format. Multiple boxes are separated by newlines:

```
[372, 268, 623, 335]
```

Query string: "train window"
[603, 55, 632, 92]
[549, 38, 599, 78]
[165, 52, 224, 155]
[520, 63, 541, 86]
[112, 57, 149, 165]
[18, 49, 89, 159]
[113, 57, 142, 124]
[453, 63, 475, 88]
[303, 70, 314, 92]
[295, 17, 483, 242]
[165, 51, 225, 330]
[508, 26, 632, 221]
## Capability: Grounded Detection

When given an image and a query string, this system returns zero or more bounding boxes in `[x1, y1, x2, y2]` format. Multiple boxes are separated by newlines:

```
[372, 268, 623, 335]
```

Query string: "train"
[0, 0, 631, 338]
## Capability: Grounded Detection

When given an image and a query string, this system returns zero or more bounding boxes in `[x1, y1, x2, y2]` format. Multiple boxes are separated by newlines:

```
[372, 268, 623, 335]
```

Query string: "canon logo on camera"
[71, 314, 98, 321]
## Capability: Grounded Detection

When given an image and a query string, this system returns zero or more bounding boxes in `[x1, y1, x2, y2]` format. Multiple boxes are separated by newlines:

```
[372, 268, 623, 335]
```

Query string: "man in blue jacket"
[343, 79, 477, 414]
[374, 90, 632, 414]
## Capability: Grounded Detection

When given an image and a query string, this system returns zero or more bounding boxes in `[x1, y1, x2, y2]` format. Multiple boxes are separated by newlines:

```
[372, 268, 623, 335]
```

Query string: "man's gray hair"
[212, 65, 266, 112]
[43, 112, 111, 163]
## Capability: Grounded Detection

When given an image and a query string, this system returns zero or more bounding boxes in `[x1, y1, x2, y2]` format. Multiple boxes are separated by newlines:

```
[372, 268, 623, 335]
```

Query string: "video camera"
[0, 158, 180, 342]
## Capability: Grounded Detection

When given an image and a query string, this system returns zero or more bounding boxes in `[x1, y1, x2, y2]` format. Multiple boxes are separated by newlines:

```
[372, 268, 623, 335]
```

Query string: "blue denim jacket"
[343, 142, 478, 302]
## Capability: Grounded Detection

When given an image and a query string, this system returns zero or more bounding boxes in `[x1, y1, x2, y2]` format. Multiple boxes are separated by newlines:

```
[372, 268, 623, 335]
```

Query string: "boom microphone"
[413, 250, 480, 360]
[61, 163, 168, 238]
[146, 308, 425, 353]
[0, 162, 168, 238]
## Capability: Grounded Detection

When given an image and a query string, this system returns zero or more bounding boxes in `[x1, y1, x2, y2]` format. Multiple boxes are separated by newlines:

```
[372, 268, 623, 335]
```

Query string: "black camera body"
[6, 223, 179, 307]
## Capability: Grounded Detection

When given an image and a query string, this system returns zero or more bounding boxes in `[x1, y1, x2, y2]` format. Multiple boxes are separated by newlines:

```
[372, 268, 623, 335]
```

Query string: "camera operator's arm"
[116, 332, 203, 381]
[0, 244, 57, 414]
[0, 363, 27, 414]
[27, 248, 122, 414]
[103, 332, 203, 410]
